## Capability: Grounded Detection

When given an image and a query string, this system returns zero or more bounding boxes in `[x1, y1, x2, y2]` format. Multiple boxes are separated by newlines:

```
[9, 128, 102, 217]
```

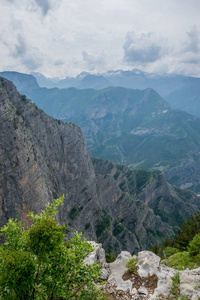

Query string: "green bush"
[150, 244, 160, 255]
[188, 233, 200, 257]
[0, 196, 105, 299]
[126, 258, 138, 274]
[164, 246, 179, 258]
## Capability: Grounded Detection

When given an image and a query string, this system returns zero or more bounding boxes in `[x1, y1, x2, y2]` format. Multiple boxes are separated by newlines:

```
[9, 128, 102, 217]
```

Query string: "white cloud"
[0, 0, 200, 77]
[123, 32, 163, 64]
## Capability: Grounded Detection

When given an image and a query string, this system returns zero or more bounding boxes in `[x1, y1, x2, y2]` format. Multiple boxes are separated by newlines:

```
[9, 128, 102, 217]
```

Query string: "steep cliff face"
[0, 77, 97, 228]
[2, 71, 200, 192]
[0, 77, 199, 255]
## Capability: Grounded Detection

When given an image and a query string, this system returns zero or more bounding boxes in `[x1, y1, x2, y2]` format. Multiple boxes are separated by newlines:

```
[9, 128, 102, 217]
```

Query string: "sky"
[1, 0, 200, 78]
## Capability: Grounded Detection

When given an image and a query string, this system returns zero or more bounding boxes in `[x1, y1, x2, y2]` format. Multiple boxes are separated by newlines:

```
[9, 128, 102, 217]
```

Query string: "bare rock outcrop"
[104, 250, 200, 299]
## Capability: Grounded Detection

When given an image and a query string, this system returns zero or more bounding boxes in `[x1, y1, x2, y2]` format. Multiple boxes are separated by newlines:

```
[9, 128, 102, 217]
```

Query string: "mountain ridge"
[3, 74, 200, 192]
[1, 77, 200, 255]
[28, 69, 200, 118]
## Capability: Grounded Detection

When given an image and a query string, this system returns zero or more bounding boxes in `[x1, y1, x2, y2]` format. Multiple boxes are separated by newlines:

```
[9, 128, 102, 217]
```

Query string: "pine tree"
[174, 211, 200, 250]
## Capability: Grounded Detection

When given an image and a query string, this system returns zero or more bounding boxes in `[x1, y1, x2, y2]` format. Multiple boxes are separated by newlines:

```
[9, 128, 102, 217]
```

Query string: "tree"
[0, 196, 105, 299]
[174, 211, 200, 250]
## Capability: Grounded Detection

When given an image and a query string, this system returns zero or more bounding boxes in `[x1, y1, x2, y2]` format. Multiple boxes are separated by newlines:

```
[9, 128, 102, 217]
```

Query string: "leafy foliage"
[0, 196, 105, 299]
[188, 233, 200, 257]
[163, 246, 179, 258]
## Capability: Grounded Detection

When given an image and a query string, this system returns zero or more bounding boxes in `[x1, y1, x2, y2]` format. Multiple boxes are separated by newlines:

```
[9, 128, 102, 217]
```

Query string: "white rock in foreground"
[179, 268, 200, 299]
[105, 250, 200, 299]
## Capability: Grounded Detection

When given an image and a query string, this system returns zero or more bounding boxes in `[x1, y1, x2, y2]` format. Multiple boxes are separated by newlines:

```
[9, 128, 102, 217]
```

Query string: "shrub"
[126, 258, 138, 274]
[188, 233, 200, 257]
[164, 246, 179, 258]
[0, 196, 105, 299]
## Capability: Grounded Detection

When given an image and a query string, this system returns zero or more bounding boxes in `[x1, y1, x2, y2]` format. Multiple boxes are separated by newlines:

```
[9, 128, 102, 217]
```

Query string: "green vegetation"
[68, 205, 83, 219]
[170, 272, 180, 298]
[113, 222, 124, 236]
[96, 213, 111, 238]
[126, 258, 138, 274]
[105, 252, 117, 263]
[165, 251, 200, 270]
[169, 273, 188, 299]
[0, 196, 106, 299]
[135, 169, 153, 191]
[151, 210, 200, 271]
[174, 211, 200, 251]
[188, 233, 200, 256]
[85, 223, 91, 230]
[163, 246, 179, 258]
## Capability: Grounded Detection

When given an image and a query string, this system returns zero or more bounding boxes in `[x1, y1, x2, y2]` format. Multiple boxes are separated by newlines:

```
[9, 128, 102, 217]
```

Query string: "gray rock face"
[0, 77, 198, 255]
[84, 242, 105, 265]
[179, 268, 200, 299]
[105, 250, 200, 299]
[3, 71, 200, 193]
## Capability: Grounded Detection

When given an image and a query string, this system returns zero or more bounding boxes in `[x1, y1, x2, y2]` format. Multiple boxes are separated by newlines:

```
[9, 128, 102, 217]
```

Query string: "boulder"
[179, 268, 200, 299]
[104, 250, 200, 299]
[84, 241, 105, 265]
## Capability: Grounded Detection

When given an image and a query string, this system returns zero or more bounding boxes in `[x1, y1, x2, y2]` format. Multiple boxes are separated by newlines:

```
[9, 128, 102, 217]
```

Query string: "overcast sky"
[1, 0, 200, 78]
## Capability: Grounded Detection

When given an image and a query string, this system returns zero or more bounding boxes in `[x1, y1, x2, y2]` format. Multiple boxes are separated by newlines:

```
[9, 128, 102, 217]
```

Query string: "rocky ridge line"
[0, 77, 199, 255]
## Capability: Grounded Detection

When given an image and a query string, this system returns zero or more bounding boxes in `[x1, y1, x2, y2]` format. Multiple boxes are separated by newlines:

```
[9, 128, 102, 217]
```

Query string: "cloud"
[82, 51, 106, 71]
[13, 35, 27, 58]
[1, 0, 16, 3]
[123, 31, 162, 64]
[34, 0, 51, 16]
[9, 34, 43, 70]
[185, 26, 200, 54]
[54, 59, 65, 66]
[177, 27, 200, 66]
[0, 0, 200, 77]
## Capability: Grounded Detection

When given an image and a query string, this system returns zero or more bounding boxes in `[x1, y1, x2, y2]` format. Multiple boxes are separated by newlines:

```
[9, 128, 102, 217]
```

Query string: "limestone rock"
[179, 268, 200, 299]
[84, 241, 105, 265]
[137, 251, 161, 277]
[105, 250, 200, 299]
[0, 77, 175, 254]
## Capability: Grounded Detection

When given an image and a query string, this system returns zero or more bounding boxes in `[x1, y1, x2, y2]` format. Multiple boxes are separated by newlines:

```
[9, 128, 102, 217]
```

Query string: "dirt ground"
[104, 268, 159, 299]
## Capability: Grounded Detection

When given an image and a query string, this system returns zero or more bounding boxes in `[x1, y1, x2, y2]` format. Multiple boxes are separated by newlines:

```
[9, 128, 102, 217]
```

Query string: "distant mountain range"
[1, 71, 200, 193]
[2, 69, 200, 117]
[29, 69, 200, 117]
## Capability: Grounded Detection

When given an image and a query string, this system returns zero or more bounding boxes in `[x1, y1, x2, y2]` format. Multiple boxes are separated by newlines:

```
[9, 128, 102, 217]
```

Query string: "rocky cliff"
[0, 77, 199, 255]
[2, 71, 200, 192]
